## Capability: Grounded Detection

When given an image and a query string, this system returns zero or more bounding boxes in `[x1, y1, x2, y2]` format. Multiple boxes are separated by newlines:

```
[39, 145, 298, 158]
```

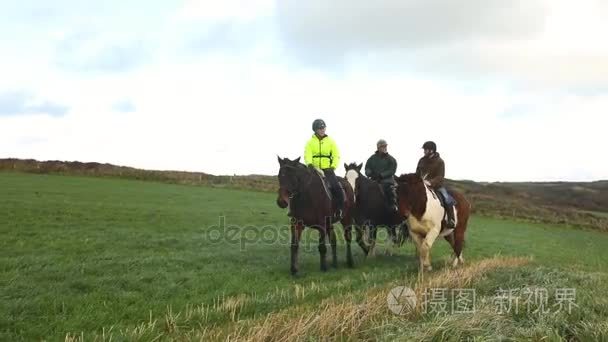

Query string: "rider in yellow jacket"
[304, 119, 344, 219]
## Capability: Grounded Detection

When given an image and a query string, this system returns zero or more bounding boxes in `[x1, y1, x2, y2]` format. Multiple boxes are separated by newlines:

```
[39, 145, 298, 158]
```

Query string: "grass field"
[1, 172, 608, 341]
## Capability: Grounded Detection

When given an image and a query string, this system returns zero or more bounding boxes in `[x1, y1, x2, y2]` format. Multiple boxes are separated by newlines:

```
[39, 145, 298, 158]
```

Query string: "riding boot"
[333, 183, 345, 220]
[437, 187, 456, 229]
[386, 185, 398, 212]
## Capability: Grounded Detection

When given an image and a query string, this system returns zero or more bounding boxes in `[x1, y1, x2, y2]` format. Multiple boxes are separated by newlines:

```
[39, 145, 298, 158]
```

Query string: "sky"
[0, 0, 607, 182]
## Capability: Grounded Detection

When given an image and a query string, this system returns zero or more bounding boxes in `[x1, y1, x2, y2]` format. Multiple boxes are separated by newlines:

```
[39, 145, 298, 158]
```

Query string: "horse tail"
[451, 191, 471, 258]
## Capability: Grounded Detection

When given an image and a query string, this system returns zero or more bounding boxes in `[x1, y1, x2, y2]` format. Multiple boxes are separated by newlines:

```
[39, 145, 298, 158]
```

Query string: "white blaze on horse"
[396, 173, 471, 274]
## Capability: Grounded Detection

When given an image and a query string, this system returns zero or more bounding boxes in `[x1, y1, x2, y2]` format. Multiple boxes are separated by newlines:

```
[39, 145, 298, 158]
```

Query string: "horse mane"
[396, 173, 422, 184]
[396, 173, 427, 220]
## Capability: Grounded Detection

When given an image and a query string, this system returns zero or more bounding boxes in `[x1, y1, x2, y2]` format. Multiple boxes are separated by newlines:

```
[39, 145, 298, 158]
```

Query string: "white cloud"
[276, 0, 608, 89]
[175, 0, 275, 22]
[0, 0, 606, 181]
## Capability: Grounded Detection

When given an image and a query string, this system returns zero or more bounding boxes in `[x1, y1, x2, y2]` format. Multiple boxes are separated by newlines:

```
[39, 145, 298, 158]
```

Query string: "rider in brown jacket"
[416, 141, 456, 228]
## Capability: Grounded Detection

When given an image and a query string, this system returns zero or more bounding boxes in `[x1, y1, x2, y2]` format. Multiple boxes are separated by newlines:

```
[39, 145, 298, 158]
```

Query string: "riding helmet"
[312, 119, 326, 131]
[422, 141, 437, 152]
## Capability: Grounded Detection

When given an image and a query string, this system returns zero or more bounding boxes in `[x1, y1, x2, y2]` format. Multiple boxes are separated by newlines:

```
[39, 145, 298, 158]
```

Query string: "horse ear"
[357, 163, 363, 171]
[277, 155, 283, 165]
[295, 157, 301, 163]
[344, 163, 348, 170]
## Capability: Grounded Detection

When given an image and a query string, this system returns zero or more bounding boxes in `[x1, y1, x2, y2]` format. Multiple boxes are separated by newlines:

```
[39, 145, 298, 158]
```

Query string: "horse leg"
[409, 232, 425, 281]
[318, 222, 329, 272]
[397, 222, 409, 246]
[420, 228, 440, 272]
[290, 221, 304, 276]
[444, 233, 459, 267]
[344, 224, 354, 268]
[329, 225, 338, 269]
[388, 225, 397, 244]
[355, 225, 369, 256]
[369, 225, 378, 257]
[386, 225, 399, 256]
[409, 232, 423, 258]
[453, 218, 468, 266]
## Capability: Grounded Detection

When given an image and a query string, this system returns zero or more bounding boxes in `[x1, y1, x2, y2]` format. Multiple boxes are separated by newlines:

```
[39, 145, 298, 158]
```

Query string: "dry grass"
[196, 256, 531, 341]
[62, 256, 531, 342]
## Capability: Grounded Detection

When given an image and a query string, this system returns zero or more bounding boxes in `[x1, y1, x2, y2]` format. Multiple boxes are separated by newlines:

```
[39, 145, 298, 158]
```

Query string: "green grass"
[1, 172, 607, 341]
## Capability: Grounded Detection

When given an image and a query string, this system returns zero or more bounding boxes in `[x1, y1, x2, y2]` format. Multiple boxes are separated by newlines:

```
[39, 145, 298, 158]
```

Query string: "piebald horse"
[396, 173, 471, 275]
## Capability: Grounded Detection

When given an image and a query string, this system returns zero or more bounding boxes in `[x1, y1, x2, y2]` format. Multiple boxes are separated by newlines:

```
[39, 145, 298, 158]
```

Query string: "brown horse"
[276, 156, 361, 276]
[396, 173, 471, 275]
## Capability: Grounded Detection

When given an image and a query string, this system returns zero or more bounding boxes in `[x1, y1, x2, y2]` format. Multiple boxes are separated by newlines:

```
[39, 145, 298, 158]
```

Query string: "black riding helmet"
[312, 119, 326, 131]
[422, 141, 437, 152]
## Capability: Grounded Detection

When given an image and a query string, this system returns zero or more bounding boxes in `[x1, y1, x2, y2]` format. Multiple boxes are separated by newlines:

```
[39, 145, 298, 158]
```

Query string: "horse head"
[276, 156, 309, 208]
[395, 173, 427, 219]
[344, 162, 363, 194]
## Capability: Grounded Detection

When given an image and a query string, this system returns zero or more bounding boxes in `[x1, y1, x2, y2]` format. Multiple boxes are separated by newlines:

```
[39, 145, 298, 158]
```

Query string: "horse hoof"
[425, 265, 433, 272]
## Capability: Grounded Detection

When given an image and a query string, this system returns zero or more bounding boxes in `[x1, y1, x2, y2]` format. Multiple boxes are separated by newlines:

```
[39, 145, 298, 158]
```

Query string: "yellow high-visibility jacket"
[304, 134, 340, 170]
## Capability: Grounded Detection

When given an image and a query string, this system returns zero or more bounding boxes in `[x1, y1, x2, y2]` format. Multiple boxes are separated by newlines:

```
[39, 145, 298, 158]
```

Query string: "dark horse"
[344, 163, 407, 255]
[276, 156, 362, 276]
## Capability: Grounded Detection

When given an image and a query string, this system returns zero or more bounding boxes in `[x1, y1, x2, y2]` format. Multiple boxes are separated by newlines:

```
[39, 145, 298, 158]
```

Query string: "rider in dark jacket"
[365, 139, 398, 212]
[416, 141, 456, 228]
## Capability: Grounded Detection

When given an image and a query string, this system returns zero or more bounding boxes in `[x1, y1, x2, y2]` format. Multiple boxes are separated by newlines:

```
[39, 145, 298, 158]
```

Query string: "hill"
[1, 158, 606, 231]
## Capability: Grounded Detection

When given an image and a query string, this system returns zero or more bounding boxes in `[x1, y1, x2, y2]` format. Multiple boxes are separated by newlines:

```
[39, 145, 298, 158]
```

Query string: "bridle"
[279, 164, 314, 199]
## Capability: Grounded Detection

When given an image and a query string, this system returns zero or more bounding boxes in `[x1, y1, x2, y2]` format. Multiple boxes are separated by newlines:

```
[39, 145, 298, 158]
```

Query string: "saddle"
[314, 170, 347, 215]
[428, 187, 457, 230]
[324, 179, 347, 203]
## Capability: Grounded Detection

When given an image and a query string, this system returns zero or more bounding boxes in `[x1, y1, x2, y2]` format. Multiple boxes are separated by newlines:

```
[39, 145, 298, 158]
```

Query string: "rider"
[416, 141, 456, 228]
[364, 139, 398, 213]
[304, 119, 345, 219]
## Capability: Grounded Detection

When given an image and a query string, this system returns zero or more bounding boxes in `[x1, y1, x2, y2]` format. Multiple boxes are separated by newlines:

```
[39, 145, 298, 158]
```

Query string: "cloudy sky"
[1, 0, 607, 181]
